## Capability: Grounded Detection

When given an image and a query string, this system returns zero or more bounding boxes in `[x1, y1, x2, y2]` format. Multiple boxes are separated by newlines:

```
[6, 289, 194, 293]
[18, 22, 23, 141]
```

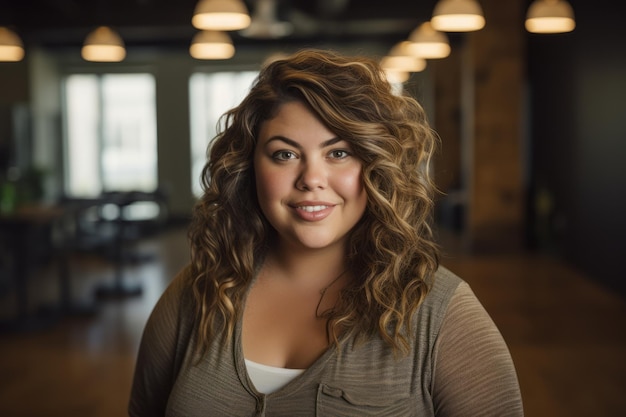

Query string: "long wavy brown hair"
[188, 49, 439, 355]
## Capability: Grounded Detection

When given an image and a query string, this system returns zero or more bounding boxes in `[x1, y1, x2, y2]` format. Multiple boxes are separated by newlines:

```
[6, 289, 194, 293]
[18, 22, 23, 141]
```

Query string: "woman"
[129, 49, 523, 416]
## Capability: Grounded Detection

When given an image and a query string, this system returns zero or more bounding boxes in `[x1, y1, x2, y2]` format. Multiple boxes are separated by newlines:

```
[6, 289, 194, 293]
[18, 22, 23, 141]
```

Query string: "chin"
[289, 234, 343, 251]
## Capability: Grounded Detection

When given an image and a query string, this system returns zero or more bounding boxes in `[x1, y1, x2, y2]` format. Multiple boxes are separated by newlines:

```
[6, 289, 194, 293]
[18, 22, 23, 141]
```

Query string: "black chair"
[91, 189, 169, 298]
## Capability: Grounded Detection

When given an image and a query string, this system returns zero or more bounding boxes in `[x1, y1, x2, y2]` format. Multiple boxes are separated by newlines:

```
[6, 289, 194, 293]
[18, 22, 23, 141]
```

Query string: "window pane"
[101, 74, 157, 192]
[64, 73, 157, 197]
[189, 71, 258, 197]
[65, 74, 100, 197]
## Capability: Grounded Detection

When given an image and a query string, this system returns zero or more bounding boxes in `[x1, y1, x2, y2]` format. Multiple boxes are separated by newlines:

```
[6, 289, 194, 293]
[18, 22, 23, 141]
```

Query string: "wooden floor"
[1, 226, 625, 416]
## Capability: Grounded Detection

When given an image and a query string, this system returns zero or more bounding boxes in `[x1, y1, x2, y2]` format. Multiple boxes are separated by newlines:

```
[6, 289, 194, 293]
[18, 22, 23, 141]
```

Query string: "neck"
[265, 243, 348, 290]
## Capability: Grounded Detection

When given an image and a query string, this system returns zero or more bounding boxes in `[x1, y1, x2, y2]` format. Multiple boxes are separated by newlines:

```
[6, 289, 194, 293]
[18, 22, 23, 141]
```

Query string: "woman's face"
[253, 101, 367, 253]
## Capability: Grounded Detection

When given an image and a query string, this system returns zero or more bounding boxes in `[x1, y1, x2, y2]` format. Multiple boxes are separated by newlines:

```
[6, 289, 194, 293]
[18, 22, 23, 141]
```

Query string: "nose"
[296, 158, 327, 191]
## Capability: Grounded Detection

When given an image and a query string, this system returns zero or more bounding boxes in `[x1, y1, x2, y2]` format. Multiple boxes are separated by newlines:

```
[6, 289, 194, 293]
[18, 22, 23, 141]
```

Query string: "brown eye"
[272, 150, 297, 161]
[328, 150, 350, 159]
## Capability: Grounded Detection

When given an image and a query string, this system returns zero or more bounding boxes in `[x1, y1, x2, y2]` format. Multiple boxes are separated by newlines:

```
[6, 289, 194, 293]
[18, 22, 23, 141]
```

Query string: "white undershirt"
[244, 359, 305, 394]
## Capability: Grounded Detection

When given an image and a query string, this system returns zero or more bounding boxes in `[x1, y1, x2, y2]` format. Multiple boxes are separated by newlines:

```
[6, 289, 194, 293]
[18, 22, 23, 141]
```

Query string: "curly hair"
[188, 48, 440, 355]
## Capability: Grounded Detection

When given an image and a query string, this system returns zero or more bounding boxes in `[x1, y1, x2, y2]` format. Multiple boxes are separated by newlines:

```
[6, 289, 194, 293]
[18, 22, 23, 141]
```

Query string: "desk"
[0, 204, 98, 332]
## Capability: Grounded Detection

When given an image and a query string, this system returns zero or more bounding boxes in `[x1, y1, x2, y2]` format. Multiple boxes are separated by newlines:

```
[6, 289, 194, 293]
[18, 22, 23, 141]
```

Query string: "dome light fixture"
[0, 27, 25, 62]
[384, 70, 410, 84]
[81, 26, 126, 62]
[407, 22, 451, 59]
[431, 0, 485, 32]
[381, 41, 427, 73]
[526, 0, 576, 34]
[189, 30, 235, 60]
[192, 0, 251, 31]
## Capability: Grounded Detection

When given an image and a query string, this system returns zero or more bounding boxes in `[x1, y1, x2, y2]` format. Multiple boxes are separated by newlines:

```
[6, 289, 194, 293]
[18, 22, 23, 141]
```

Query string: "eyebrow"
[266, 135, 343, 149]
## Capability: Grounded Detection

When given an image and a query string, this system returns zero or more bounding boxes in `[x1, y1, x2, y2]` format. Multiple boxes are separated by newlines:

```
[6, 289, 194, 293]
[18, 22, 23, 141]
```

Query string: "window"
[189, 71, 258, 197]
[64, 73, 157, 197]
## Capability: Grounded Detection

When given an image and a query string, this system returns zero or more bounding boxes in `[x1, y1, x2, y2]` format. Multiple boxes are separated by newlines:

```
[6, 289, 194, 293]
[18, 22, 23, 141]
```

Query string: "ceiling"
[0, 0, 439, 52]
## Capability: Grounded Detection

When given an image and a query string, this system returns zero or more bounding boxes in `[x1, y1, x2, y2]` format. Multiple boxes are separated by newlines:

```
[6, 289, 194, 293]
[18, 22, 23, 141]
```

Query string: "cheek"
[337, 166, 366, 199]
[255, 165, 286, 206]
[334, 167, 368, 218]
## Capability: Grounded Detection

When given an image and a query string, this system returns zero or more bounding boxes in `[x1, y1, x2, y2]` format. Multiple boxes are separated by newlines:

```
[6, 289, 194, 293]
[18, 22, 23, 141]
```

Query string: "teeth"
[298, 205, 328, 212]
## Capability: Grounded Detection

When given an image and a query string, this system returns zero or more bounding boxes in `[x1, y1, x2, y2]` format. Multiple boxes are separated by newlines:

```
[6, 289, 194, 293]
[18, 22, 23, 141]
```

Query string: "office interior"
[0, 0, 625, 416]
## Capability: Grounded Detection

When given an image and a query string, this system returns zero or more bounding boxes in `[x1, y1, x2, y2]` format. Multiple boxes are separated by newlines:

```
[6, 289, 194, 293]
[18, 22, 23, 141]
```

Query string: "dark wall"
[528, 0, 626, 295]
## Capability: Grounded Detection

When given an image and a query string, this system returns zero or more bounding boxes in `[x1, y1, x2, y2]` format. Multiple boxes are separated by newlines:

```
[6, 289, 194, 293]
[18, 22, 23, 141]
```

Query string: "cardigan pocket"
[316, 383, 411, 417]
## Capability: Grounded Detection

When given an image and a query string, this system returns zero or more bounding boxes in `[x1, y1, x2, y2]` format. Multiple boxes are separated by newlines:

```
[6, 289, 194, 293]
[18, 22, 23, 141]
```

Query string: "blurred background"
[0, 0, 624, 416]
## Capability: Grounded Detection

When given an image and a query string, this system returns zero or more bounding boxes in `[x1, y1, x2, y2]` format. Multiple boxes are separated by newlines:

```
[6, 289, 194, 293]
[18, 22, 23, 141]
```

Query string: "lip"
[290, 201, 336, 221]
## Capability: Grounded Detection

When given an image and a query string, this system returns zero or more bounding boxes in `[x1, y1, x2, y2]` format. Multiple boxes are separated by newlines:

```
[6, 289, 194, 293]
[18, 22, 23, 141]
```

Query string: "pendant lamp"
[192, 0, 251, 31]
[190, 30, 235, 59]
[384, 70, 410, 84]
[525, 0, 575, 33]
[407, 22, 451, 59]
[0, 27, 25, 62]
[81, 26, 126, 62]
[381, 41, 427, 73]
[431, 0, 485, 32]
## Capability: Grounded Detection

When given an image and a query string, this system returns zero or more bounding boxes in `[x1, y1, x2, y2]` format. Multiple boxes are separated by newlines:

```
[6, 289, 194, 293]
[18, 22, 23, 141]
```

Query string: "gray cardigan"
[129, 266, 523, 416]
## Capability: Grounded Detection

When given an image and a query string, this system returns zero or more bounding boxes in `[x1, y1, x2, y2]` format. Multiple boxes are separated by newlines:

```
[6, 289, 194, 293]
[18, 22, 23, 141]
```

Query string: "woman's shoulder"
[151, 264, 197, 321]
[429, 268, 524, 415]
[421, 265, 465, 312]
[400, 266, 465, 351]
[408, 264, 493, 348]
[168, 264, 196, 296]
[429, 265, 464, 287]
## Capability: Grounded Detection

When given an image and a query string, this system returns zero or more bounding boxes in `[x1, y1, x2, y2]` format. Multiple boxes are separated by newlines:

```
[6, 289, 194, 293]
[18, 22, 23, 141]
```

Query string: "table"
[0, 204, 97, 332]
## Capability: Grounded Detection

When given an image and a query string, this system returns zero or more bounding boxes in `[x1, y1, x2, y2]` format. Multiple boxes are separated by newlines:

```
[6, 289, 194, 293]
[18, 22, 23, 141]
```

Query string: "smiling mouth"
[297, 205, 330, 212]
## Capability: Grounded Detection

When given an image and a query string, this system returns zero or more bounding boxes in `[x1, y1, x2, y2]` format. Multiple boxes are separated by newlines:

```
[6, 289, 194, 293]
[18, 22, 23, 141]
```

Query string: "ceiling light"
[381, 56, 426, 74]
[431, 0, 485, 32]
[381, 41, 427, 73]
[190, 30, 235, 59]
[384, 70, 410, 84]
[0, 27, 25, 62]
[81, 26, 126, 62]
[192, 0, 251, 31]
[525, 0, 575, 33]
[407, 22, 451, 59]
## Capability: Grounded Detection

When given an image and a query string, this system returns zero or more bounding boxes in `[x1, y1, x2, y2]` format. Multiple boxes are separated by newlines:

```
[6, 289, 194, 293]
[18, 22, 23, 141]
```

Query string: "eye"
[328, 149, 350, 159]
[272, 150, 297, 161]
